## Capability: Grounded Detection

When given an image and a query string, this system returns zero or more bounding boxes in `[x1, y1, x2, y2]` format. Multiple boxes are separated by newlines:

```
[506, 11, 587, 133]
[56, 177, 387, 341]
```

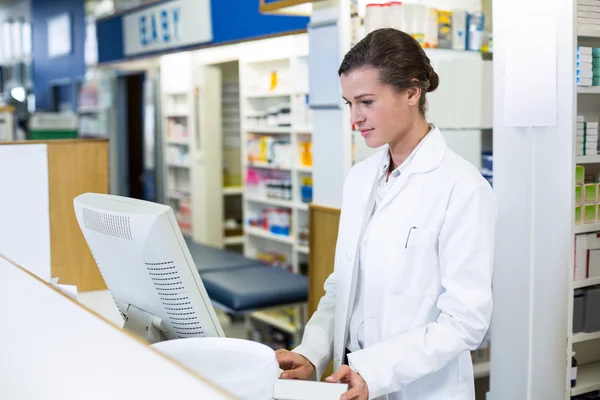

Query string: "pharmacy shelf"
[296, 245, 310, 255]
[78, 105, 110, 113]
[575, 223, 600, 234]
[167, 138, 190, 146]
[224, 235, 245, 245]
[166, 190, 191, 200]
[246, 91, 292, 99]
[246, 127, 292, 134]
[165, 112, 189, 117]
[578, 29, 600, 39]
[572, 330, 600, 344]
[167, 162, 191, 169]
[297, 202, 309, 211]
[251, 311, 297, 334]
[247, 161, 292, 171]
[473, 362, 490, 379]
[578, 86, 600, 94]
[296, 165, 313, 173]
[294, 127, 313, 135]
[574, 276, 600, 290]
[245, 225, 294, 245]
[246, 195, 295, 208]
[572, 361, 600, 396]
[577, 155, 600, 164]
[223, 186, 243, 195]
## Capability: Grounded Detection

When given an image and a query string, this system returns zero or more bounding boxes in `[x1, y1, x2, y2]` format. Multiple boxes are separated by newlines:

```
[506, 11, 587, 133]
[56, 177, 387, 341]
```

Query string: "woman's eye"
[362, 100, 373, 106]
[345, 101, 352, 107]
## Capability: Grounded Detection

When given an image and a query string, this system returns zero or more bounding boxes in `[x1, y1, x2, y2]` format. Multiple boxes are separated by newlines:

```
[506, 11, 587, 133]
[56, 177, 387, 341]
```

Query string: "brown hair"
[338, 28, 439, 115]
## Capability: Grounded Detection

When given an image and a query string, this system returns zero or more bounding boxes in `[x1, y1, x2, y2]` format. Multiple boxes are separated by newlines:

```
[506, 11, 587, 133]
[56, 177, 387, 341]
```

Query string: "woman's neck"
[387, 118, 430, 171]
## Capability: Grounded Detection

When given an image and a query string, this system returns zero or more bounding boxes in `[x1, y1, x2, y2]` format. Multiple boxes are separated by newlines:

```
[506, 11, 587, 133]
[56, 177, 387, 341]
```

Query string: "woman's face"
[340, 66, 420, 149]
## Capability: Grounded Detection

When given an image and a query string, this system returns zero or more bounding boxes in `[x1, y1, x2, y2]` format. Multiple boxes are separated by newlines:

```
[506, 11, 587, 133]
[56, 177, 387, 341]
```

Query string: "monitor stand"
[123, 304, 168, 344]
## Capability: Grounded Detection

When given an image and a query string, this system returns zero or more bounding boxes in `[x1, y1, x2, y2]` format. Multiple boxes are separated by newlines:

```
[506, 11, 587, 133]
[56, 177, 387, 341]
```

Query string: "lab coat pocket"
[392, 226, 440, 296]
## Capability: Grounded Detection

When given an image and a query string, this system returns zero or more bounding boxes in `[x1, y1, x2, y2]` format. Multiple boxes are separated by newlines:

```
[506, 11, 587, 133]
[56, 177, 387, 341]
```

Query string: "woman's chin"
[364, 136, 385, 149]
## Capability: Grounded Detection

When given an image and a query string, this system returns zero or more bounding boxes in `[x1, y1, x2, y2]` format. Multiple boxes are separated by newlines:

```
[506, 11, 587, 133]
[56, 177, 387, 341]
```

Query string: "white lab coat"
[293, 126, 497, 400]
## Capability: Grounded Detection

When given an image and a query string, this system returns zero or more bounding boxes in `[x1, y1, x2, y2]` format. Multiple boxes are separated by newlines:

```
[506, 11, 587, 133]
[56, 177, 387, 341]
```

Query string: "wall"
[31, 0, 86, 110]
[96, 0, 310, 64]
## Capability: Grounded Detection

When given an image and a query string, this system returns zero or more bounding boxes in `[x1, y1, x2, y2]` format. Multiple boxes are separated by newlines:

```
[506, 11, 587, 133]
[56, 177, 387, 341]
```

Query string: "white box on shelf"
[578, 46, 593, 55]
[579, 115, 586, 122]
[578, 54, 593, 63]
[578, 77, 593, 86]
[590, 249, 600, 278]
[579, 69, 594, 78]
[580, 5, 600, 12]
[578, 122, 586, 129]
[579, 0, 600, 7]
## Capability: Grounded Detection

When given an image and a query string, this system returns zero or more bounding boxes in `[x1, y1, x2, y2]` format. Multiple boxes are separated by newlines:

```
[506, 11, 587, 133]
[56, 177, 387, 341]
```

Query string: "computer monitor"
[73, 193, 225, 343]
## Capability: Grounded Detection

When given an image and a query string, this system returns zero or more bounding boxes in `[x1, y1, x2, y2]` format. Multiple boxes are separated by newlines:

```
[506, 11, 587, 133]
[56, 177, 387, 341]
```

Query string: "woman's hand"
[276, 349, 316, 380]
[326, 365, 369, 400]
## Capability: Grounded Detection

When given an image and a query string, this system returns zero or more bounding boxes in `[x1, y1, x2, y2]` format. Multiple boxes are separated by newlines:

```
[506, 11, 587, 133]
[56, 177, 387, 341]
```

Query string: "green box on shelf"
[576, 165, 585, 185]
[585, 183, 598, 203]
[29, 129, 77, 140]
[585, 204, 597, 223]
[28, 112, 78, 141]
[576, 205, 582, 225]
[576, 185, 583, 204]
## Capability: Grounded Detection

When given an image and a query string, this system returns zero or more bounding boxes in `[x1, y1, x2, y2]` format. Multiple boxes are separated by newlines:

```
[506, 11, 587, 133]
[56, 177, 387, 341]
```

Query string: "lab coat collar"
[378, 125, 447, 177]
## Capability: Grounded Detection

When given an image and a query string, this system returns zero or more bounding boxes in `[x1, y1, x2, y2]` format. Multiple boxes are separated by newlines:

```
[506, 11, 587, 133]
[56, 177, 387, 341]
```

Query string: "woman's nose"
[350, 108, 365, 126]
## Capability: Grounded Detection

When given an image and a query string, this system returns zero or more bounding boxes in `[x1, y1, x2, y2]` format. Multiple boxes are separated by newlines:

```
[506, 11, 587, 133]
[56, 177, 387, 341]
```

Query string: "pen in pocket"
[405, 226, 417, 248]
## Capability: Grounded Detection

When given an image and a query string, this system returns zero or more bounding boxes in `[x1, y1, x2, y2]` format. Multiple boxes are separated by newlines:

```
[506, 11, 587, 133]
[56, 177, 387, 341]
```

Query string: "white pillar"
[309, 0, 352, 208]
[489, 0, 574, 399]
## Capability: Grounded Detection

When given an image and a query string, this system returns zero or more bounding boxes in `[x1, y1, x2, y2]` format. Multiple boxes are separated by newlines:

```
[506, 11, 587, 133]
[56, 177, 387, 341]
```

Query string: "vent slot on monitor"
[82, 207, 133, 240]
[146, 261, 205, 338]
[88, 246, 126, 320]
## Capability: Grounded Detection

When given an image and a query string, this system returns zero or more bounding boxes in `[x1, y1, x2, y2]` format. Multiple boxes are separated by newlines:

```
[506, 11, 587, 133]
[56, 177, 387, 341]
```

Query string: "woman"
[276, 28, 496, 400]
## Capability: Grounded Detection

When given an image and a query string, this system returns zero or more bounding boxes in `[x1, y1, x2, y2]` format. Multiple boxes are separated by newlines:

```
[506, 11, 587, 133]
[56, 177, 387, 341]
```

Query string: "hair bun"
[427, 66, 439, 93]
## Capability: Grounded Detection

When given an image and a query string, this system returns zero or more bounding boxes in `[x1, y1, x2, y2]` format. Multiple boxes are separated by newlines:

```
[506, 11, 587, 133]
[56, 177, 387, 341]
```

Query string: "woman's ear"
[406, 86, 421, 106]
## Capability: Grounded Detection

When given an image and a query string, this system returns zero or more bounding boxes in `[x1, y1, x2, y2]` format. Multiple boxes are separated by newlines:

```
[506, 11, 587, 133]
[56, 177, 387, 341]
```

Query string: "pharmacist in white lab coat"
[276, 28, 497, 400]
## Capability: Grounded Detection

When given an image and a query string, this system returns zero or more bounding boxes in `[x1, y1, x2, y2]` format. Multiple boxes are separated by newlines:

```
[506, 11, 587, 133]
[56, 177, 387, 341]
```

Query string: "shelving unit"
[569, 26, 600, 399]
[572, 361, 600, 396]
[239, 50, 312, 276]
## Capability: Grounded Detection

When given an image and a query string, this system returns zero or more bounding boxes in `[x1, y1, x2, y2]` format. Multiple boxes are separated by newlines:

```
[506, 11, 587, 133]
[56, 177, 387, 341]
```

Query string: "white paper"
[504, 15, 557, 127]
[55, 284, 79, 300]
[47, 13, 71, 58]
[0, 144, 51, 281]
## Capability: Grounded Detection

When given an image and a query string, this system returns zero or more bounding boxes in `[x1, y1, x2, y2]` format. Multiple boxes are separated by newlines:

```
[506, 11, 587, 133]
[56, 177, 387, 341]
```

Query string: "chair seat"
[185, 238, 258, 272]
[200, 265, 308, 312]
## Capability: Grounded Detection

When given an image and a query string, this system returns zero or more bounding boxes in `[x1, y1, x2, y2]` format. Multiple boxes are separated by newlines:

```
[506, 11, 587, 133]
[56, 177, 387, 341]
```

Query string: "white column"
[489, 0, 574, 399]
[310, 0, 352, 209]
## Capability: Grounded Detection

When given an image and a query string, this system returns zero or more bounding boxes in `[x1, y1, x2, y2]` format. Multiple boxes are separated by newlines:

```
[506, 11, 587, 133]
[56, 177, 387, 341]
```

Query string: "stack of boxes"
[578, 0, 600, 33]
[577, 115, 599, 156]
[578, 46, 594, 87]
[575, 164, 600, 224]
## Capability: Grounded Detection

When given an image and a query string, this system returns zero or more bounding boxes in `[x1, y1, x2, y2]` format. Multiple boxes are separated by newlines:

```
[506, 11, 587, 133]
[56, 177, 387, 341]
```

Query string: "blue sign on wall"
[123, 0, 212, 57]
[97, 0, 309, 64]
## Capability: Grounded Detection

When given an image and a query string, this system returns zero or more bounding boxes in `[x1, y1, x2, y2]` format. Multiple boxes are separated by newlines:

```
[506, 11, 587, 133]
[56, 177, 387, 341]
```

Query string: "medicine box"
[575, 233, 600, 280]
[576, 185, 583, 204]
[574, 289, 585, 334]
[576, 205, 583, 224]
[577, 165, 586, 184]
[590, 249, 600, 278]
[585, 204, 597, 223]
[583, 286, 600, 333]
